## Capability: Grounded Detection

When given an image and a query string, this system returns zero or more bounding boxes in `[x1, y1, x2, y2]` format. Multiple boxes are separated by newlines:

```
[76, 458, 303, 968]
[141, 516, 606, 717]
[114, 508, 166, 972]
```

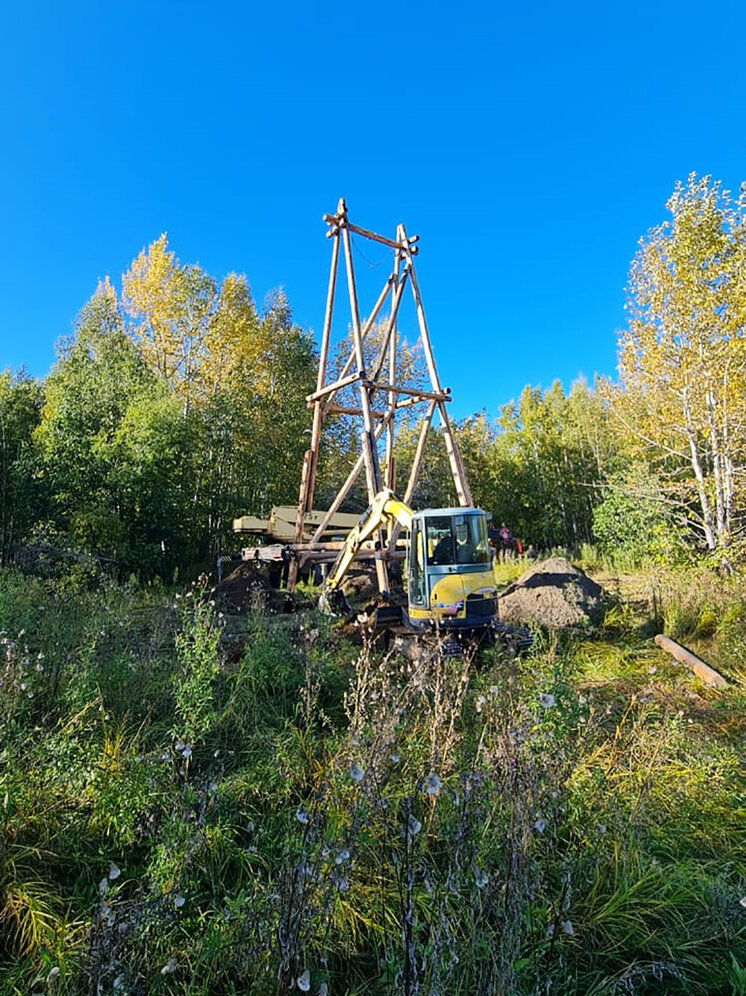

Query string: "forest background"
[2, 173, 745, 578]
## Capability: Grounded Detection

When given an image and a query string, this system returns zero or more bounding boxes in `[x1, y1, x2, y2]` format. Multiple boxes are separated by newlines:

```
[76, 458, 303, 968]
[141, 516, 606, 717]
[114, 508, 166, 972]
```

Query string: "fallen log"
[654, 634, 729, 688]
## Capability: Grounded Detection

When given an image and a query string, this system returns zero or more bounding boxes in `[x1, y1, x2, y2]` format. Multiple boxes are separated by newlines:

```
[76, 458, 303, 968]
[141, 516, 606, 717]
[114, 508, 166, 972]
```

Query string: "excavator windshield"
[426, 513, 490, 566]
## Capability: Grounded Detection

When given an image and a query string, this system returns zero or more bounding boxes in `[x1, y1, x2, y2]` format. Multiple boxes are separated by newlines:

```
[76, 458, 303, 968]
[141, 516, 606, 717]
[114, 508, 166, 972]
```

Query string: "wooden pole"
[364, 380, 450, 402]
[305, 227, 341, 505]
[401, 228, 473, 507]
[324, 266, 406, 415]
[385, 249, 401, 492]
[396, 395, 432, 411]
[309, 408, 395, 543]
[403, 401, 437, 505]
[340, 219, 384, 498]
[437, 401, 473, 506]
[323, 270, 396, 392]
[311, 453, 365, 542]
[326, 405, 388, 419]
[386, 400, 436, 554]
[306, 372, 361, 405]
[287, 448, 313, 589]
[654, 634, 729, 687]
[288, 224, 341, 589]
[340, 220, 388, 592]
[368, 266, 410, 384]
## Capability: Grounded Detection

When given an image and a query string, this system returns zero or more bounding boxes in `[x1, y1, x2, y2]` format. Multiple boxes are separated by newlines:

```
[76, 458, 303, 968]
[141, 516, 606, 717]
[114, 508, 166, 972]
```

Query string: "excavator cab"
[406, 509, 497, 630]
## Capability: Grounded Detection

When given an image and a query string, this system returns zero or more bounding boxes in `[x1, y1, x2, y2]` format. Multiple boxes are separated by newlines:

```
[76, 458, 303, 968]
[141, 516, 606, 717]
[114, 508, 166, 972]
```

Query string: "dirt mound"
[498, 557, 605, 629]
[211, 562, 277, 614]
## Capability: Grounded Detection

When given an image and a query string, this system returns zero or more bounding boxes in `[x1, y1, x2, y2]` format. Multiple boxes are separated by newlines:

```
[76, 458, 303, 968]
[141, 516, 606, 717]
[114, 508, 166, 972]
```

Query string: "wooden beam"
[310, 454, 366, 544]
[323, 214, 419, 254]
[295, 549, 406, 569]
[341, 226, 382, 492]
[340, 218, 389, 593]
[364, 380, 451, 402]
[306, 372, 361, 404]
[403, 401, 437, 505]
[303, 227, 341, 510]
[396, 396, 429, 410]
[287, 448, 313, 589]
[326, 405, 388, 419]
[384, 249, 401, 493]
[437, 400, 473, 506]
[367, 265, 410, 384]
[654, 634, 729, 687]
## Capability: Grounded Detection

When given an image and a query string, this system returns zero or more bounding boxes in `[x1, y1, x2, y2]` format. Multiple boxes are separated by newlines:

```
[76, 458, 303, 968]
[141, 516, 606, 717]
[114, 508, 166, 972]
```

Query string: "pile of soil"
[211, 562, 278, 614]
[497, 557, 605, 629]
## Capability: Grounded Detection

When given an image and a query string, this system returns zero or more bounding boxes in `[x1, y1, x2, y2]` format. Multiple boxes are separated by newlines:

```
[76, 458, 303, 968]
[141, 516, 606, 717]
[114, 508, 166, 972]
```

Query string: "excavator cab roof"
[413, 507, 487, 519]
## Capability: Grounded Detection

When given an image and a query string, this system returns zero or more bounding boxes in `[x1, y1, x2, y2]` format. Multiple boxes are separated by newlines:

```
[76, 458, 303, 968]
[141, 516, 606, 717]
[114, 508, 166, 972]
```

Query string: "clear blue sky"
[1, 0, 744, 419]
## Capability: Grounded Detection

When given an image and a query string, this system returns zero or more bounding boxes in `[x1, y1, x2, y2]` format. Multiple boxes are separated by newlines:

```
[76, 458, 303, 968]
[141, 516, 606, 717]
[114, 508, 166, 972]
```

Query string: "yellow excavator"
[320, 489, 498, 633]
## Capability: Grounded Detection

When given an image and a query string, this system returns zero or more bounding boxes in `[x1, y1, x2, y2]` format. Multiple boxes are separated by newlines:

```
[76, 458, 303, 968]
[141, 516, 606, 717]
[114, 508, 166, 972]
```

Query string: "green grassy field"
[0, 565, 744, 995]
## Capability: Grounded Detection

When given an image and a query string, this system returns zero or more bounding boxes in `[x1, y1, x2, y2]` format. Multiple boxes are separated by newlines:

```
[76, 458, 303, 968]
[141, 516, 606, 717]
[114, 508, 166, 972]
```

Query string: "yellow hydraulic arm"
[323, 489, 413, 600]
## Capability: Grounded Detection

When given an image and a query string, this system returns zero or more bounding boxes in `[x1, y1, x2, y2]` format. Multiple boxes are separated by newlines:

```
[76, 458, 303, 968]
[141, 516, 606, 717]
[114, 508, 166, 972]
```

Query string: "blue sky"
[1, 0, 744, 419]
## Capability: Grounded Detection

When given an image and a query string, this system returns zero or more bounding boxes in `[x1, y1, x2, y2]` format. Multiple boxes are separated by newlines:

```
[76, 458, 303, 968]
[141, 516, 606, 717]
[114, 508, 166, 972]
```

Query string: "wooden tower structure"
[288, 199, 473, 592]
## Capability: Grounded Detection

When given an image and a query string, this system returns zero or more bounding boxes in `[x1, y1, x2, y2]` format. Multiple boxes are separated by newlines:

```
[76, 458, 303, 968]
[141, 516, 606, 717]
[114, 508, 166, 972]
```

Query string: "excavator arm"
[320, 489, 413, 613]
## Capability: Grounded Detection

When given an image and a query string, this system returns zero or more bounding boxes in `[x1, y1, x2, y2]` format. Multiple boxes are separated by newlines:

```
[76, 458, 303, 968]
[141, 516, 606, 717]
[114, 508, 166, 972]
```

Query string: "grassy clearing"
[0, 565, 744, 995]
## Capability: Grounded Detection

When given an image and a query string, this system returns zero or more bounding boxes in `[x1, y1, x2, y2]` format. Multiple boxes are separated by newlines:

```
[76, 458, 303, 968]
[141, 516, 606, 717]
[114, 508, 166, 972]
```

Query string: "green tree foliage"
[494, 381, 611, 548]
[392, 380, 612, 550]
[35, 280, 158, 566]
[34, 242, 315, 577]
[110, 391, 203, 574]
[0, 371, 43, 562]
[592, 469, 690, 566]
[197, 285, 316, 549]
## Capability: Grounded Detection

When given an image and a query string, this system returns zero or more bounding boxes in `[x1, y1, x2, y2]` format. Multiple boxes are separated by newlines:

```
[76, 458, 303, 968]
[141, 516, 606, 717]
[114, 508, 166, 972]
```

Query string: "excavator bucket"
[318, 586, 351, 617]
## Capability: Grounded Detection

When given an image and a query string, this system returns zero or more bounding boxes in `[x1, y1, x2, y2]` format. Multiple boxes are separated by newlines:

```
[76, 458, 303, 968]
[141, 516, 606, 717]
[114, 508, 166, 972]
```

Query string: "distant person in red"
[495, 524, 519, 560]
[490, 524, 524, 560]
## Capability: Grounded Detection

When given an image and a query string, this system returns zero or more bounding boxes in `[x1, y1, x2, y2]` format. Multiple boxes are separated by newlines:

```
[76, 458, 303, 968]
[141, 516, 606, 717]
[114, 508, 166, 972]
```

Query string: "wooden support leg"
[288, 228, 340, 589]
[340, 217, 389, 594]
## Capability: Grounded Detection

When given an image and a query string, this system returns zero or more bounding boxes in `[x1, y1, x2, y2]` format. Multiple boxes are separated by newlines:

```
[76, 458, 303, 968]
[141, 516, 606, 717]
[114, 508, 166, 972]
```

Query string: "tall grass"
[0, 566, 744, 994]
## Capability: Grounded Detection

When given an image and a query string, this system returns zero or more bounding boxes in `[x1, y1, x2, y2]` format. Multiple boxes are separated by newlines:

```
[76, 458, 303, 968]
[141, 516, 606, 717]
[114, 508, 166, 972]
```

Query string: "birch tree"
[616, 174, 746, 550]
[122, 234, 217, 395]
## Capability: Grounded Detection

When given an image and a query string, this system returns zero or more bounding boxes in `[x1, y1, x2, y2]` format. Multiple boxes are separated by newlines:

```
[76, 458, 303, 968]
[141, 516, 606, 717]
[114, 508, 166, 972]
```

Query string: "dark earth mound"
[211, 562, 279, 614]
[497, 556, 605, 629]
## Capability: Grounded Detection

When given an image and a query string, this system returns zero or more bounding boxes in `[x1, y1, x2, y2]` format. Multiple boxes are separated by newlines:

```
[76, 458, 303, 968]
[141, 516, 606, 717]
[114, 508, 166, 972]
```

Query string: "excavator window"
[408, 520, 427, 605]
[427, 517, 454, 565]
[426, 514, 491, 566]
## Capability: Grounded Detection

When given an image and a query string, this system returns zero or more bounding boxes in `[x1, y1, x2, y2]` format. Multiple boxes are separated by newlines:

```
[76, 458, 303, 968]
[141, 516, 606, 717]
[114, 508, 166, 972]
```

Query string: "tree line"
[1, 174, 743, 578]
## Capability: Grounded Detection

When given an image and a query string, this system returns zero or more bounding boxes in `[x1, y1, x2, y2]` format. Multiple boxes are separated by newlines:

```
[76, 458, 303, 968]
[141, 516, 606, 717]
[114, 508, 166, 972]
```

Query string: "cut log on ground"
[654, 634, 729, 688]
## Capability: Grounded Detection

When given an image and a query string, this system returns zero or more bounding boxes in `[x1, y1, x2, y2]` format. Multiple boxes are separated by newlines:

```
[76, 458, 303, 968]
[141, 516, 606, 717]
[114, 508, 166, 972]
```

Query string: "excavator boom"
[323, 489, 412, 602]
